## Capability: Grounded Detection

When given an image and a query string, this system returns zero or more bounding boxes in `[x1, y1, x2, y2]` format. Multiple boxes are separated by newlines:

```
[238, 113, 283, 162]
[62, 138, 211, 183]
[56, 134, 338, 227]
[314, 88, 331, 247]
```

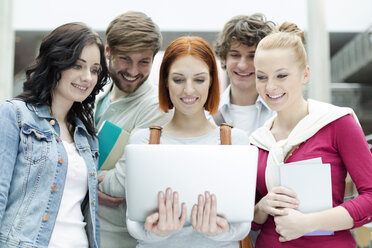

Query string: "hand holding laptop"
[144, 187, 230, 237]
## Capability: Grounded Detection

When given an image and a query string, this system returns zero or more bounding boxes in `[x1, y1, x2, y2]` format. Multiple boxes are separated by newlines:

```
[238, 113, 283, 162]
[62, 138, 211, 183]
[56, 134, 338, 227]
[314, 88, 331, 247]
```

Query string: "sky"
[12, 0, 372, 32]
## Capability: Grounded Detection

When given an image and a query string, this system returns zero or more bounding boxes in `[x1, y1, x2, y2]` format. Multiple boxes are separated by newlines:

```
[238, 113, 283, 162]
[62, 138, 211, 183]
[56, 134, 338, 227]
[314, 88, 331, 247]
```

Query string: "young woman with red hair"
[125, 36, 251, 248]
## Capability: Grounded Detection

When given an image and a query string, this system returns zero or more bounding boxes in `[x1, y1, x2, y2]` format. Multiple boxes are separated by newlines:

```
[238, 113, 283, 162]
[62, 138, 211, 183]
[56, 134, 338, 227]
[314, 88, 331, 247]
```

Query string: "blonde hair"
[256, 22, 307, 69]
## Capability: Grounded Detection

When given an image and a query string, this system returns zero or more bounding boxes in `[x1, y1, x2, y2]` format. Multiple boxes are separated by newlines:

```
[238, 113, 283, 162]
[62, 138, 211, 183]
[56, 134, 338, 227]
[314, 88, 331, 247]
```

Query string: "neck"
[163, 109, 216, 138]
[50, 97, 72, 125]
[110, 84, 129, 102]
[230, 85, 258, 106]
[273, 98, 308, 139]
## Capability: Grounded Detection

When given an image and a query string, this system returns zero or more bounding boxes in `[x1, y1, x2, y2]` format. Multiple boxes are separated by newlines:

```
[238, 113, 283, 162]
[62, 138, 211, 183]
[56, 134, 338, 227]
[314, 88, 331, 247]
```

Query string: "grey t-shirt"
[126, 127, 252, 248]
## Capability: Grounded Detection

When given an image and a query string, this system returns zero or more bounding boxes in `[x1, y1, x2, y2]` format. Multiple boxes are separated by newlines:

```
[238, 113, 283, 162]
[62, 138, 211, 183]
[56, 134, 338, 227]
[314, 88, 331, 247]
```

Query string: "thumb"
[144, 212, 159, 231]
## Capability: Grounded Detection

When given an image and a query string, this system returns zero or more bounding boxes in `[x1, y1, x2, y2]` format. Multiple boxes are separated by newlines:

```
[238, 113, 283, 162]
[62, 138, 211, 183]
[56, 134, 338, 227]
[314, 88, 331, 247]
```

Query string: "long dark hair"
[17, 22, 108, 136]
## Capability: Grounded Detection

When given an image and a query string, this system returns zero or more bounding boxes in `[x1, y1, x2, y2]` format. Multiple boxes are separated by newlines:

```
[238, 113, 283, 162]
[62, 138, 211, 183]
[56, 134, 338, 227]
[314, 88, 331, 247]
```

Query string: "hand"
[257, 186, 299, 217]
[144, 188, 187, 237]
[274, 208, 312, 242]
[97, 176, 124, 207]
[191, 191, 229, 236]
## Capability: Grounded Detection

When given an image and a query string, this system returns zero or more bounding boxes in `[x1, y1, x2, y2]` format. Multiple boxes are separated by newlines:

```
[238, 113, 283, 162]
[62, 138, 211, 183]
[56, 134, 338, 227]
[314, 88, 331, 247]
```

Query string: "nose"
[237, 57, 248, 70]
[266, 78, 276, 91]
[81, 68, 92, 82]
[183, 80, 195, 95]
[127, 64, 139, 76]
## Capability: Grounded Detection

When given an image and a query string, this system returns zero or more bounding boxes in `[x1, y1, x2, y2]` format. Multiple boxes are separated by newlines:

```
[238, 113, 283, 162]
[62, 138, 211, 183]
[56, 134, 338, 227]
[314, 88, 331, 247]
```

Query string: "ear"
[303, 65, 310, 85]
[220, 60, 226, 70]
[105, 42, 111, 60]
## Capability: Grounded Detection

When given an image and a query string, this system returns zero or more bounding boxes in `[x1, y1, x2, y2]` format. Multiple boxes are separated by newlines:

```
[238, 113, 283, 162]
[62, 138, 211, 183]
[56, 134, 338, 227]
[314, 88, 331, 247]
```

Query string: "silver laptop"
[125, 144, 258, 223]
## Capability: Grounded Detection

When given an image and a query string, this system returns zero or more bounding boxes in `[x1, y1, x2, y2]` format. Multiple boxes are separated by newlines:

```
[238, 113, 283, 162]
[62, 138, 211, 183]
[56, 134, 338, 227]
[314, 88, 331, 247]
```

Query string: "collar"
[31, 104, 90, 136]
[219, 85, 271, 111]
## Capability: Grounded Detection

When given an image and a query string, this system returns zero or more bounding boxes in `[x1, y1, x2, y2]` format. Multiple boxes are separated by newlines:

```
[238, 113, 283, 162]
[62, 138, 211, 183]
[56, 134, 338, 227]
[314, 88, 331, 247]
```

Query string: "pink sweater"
[253, 115, 372, 248]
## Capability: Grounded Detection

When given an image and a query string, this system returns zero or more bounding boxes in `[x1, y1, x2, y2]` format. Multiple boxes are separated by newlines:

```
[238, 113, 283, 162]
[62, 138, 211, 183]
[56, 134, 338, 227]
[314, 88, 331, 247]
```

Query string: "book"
[97, 120, 131, 170]
[278, 158, 334, 236]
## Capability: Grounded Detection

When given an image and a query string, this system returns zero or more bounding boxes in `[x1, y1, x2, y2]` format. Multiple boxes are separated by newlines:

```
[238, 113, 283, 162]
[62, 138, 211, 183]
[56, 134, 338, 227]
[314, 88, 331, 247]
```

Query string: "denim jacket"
[0, 99, 100, 248]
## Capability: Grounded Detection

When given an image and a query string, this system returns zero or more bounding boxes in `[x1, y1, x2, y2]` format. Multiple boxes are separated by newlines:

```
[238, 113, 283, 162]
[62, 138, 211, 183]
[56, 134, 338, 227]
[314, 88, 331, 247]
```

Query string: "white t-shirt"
[229, 104, 258, 135]
[48, 141, 88, 248]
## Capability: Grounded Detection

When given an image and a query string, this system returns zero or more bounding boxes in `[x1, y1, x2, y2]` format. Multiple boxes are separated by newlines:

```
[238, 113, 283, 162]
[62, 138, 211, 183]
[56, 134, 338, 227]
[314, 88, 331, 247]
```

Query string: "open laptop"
[125, 144, 258, 223]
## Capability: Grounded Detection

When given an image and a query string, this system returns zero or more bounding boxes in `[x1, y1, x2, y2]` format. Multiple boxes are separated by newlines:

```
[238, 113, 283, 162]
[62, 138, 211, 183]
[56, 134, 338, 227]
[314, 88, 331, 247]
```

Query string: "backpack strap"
[213, 110, 226, 126]
[149, 126, 162, 144]
[220, 123, 232, 145]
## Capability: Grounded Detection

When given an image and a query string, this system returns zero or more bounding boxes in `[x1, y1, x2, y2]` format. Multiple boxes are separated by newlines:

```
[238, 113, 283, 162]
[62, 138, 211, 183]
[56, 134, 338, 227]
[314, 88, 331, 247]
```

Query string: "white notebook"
[278, 158, 334, 236]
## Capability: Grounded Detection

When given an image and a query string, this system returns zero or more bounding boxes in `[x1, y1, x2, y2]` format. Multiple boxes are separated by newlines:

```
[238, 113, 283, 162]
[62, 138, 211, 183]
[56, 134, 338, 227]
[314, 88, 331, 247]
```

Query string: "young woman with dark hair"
[0, 22, 108, 248]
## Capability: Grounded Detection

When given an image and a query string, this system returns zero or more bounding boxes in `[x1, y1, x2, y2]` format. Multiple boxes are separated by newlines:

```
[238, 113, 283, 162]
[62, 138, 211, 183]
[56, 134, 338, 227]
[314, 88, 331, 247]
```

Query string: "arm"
[0, 102, 20, 223]
[274, 115, 372, 242]
[98, 128, 150, 198]
[337, 115, 372, 228]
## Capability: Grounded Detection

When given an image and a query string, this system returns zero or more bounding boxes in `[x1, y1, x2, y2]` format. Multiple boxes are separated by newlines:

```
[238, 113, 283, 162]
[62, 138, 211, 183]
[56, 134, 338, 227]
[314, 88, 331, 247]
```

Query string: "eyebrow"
[170, 72, 208, 76]
[229, 49, 255, 54]
[256, 68, 287, 74]
[77, 58, 101, 66]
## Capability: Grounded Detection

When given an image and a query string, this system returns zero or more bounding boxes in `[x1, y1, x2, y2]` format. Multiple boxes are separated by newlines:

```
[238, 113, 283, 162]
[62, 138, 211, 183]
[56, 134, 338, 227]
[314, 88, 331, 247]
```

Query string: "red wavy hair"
[158, 36, 220, 115]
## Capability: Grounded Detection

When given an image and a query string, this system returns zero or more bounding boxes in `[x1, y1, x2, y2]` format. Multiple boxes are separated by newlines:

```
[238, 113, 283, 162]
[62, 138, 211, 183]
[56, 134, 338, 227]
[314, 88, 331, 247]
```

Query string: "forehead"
[116, 49, 154, 60]
[255, 48, 298, 69]
[169, 55, 209, 74]
[80, 44, 100, 62]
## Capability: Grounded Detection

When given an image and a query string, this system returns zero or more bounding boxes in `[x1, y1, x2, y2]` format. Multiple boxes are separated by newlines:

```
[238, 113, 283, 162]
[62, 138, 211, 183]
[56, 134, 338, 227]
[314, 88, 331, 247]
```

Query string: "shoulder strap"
[213, 110, 226, 126]
[220, 123, 232, 145]
[149, 126, 162, 144]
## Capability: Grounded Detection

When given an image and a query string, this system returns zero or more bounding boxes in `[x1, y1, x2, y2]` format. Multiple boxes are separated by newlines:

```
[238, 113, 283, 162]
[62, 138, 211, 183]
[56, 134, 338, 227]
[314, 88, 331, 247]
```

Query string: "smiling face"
[254, 48, 310, 113]
[224, 41, 257, 92]
[167, 55, 211, 117]
[53, 44, 101, 106]
[107, 47, 153, 95]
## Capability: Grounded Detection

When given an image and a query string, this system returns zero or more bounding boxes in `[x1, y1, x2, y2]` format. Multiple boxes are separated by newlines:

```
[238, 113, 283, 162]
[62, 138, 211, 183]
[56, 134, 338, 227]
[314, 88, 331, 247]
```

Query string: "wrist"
[304, 213, 318, 233]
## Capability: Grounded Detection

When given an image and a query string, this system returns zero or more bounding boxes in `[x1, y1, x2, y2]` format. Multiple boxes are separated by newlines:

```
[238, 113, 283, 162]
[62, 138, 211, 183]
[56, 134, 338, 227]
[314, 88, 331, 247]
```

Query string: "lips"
[120, 73, 138, 83]
[234, 71, 255, 77]
[267, 93, 285, 100]
[72, 83, 88, 91]
[180, 97, 199, 104]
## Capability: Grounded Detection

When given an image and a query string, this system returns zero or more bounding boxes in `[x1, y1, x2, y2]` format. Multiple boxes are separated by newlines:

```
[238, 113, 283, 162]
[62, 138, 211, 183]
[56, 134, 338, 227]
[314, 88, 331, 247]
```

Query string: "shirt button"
[90, 201, 95, 205]
[368, 217, 371, 221]
[50, 119, 56, 126]
[42, 214, 49, 221]
[58, 157, 64, 164]
[56, 136, 60, 142]
[51, 185, 57, 192]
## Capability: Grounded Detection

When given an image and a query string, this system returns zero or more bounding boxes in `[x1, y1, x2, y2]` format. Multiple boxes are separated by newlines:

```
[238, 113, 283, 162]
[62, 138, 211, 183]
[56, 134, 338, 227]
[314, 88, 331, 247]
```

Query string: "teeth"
[236, 72, 254, 76]
[122, 74, 136, 81]
[182, 97, 197, 103]
[72, 83, 88, 90]
[269, 93, 284, 99]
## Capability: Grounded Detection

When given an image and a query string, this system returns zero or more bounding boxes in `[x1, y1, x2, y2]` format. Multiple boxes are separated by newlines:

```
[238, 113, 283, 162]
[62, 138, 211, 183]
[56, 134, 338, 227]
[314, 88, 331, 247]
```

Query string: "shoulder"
[128, 128, 150, 144]
[231, 127, 250, 145]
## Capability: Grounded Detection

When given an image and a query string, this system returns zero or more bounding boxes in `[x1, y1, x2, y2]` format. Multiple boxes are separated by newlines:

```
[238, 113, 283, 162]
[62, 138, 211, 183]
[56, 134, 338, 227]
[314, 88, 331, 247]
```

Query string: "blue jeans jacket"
[0, 99, 100, 248]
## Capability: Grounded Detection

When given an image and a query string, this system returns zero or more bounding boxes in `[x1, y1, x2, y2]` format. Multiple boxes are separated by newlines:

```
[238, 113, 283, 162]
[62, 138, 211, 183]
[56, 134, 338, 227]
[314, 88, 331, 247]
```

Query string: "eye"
[256, 75, 267, 81]
[277, 74, 288, 79]
[230, 53, 240, 58]
[91, 67, 101, 75]
[120, 56, 129, 62]
[140, 60, 150, 65]
[172, 78, 184, 84]
[195, 78, 205, 83]
[72, 64, 82, 70]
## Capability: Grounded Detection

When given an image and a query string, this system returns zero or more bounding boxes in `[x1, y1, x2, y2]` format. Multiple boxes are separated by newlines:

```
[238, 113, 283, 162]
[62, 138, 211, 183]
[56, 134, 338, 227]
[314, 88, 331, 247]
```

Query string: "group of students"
[0, 10, 371, 248]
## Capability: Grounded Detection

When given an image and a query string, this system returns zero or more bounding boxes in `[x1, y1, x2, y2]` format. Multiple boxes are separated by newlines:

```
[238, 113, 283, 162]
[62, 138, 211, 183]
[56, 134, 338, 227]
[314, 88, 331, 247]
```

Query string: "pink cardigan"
[253, 115, 372, 248]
